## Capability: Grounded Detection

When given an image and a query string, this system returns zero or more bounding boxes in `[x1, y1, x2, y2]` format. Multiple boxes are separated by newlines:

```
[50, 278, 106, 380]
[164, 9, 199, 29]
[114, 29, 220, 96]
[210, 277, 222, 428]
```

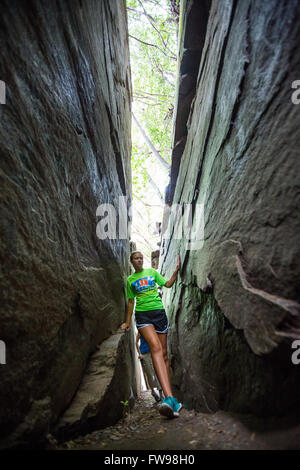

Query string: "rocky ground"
[48, 391, 300, 451]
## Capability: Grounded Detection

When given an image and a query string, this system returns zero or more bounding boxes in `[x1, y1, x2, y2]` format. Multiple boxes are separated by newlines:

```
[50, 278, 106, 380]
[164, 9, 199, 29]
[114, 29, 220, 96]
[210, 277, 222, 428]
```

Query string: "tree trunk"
[132, 113, 170, 171]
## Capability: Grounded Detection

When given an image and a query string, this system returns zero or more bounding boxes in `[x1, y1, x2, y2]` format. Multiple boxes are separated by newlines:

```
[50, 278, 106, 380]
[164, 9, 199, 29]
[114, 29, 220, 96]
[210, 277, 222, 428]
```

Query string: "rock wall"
[165, 0, 211, 204]
[160, 0, 300, 416]
[0, 0, 134, 448]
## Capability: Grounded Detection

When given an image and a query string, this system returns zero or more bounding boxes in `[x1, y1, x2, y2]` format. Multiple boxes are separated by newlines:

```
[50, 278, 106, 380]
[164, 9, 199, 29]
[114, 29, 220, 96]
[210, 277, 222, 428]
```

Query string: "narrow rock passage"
[51, 391, 300, 451]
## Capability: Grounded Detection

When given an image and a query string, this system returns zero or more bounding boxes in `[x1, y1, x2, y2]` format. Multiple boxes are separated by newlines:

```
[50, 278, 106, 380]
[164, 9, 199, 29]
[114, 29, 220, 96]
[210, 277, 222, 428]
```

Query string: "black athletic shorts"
[135, 309, 170, 334]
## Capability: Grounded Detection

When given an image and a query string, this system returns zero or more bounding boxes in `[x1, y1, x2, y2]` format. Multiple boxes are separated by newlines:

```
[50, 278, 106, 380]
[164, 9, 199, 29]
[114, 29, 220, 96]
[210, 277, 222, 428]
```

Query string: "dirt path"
[51, 391, 300, 451]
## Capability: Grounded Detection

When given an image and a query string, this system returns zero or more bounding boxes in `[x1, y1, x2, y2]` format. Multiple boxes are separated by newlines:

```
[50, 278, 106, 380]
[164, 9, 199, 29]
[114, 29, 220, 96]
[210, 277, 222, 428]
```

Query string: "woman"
[121, 251, 182, 418]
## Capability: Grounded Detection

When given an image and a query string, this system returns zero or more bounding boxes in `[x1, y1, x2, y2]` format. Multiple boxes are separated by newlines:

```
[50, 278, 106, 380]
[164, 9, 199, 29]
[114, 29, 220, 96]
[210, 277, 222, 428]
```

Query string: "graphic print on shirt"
[131, 276, 156, 295]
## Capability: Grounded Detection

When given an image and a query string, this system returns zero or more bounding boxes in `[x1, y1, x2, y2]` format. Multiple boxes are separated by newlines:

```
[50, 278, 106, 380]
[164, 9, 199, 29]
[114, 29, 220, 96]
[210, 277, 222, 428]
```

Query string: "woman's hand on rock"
[120, 322, 131, 332]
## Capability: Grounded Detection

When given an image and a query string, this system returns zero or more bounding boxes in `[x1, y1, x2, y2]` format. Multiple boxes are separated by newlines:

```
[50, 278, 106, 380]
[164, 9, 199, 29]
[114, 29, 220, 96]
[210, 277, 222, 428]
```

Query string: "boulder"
[0, 0, 135, 448]
[160, 0, 300, 416]
[54, 331, 136, 442]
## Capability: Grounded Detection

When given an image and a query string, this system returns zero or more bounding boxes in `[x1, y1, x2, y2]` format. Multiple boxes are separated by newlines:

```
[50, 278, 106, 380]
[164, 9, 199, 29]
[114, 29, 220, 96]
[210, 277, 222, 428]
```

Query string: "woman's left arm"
[164, 255, 181, 288]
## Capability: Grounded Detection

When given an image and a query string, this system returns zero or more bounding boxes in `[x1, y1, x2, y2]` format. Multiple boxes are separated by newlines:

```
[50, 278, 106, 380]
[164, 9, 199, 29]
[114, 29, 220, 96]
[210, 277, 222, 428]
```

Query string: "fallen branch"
[132, 113, 170, 171]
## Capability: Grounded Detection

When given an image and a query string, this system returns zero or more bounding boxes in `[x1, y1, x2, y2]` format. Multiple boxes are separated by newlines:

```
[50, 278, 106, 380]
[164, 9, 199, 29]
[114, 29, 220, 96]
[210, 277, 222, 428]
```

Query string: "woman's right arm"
[120, 298, 135, 331]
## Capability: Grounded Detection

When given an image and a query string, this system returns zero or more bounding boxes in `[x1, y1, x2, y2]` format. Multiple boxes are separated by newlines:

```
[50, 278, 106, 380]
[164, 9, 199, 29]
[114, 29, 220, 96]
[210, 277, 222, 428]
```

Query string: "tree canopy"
[127, 0, 179, 263]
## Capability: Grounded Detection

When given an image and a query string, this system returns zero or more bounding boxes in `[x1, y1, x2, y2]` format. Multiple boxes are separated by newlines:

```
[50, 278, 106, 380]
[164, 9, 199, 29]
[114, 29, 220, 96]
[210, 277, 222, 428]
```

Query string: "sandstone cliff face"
[160, 0, 300, 416]
[0, 0, 134, 447]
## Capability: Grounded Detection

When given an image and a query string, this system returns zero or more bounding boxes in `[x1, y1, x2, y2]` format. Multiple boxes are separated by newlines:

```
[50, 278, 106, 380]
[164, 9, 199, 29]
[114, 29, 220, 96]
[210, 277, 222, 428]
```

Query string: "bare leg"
[139, 325, 173, 398]
[157, 332, 171, 384]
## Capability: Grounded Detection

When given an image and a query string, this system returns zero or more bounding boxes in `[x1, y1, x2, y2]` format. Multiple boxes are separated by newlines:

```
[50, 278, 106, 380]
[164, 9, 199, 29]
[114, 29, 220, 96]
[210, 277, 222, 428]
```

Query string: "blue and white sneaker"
[159, 396, 182, 418]
[159, 396, 175, 418]
[171, 396, 183, 414]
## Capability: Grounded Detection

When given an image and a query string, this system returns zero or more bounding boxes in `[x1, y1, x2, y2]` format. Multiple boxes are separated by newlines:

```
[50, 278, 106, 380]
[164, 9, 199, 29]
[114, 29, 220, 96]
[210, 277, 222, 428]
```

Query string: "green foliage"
[120, 400, 130, 420]
[127, 0, 178, 257]
[128, 0, 177, 188]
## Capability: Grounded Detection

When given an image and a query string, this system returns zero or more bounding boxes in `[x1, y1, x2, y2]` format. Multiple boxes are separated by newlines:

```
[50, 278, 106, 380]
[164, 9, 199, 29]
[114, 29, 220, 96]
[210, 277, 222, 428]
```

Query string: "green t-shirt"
[126, 268, 167, 311]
